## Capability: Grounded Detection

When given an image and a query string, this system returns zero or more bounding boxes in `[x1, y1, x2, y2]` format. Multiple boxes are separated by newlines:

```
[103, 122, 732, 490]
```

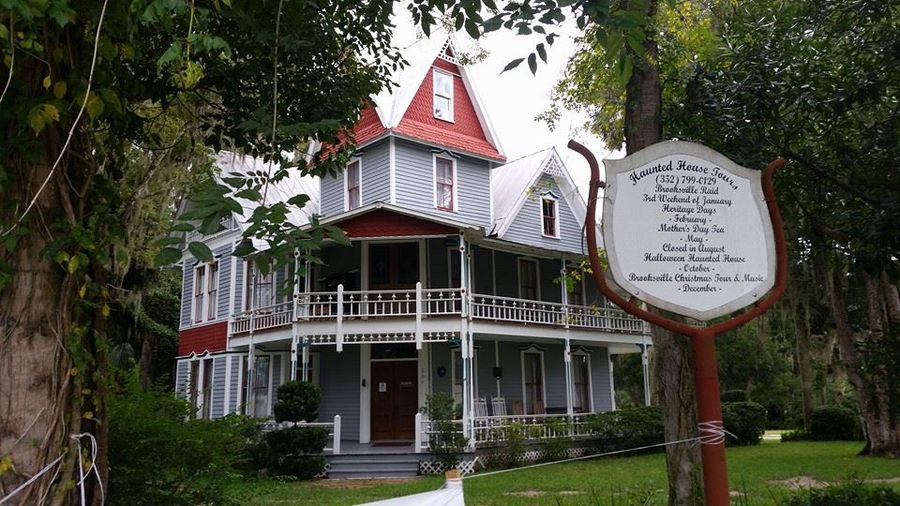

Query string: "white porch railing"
[471, 413, 593, 446]
[416, 413, 465, 453]
[260, 414, 342, 454]
[230, 287, 643, 336]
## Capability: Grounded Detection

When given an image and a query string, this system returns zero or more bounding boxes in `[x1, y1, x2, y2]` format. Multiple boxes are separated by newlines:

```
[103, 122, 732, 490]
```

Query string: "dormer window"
[434, 155, 456, 212]
[541, 194, 559, 238]
[346, 159, 361, 210]
[433, 69, 454, 122]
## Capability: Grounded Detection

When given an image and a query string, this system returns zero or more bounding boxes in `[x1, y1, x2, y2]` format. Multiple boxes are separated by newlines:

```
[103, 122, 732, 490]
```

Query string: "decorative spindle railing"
[470, 413, 592, 446]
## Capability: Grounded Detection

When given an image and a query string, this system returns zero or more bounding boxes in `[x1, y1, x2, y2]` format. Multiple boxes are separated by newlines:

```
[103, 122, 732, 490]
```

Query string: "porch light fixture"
[492, 366, 503, 380]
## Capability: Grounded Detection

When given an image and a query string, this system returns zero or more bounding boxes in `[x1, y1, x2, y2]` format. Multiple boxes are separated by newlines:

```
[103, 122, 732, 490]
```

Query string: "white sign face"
[603, 141, 776, 321]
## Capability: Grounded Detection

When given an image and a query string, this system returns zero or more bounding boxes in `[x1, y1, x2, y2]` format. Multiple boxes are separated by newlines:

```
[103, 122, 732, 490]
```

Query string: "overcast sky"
[392, 10, 625, 204]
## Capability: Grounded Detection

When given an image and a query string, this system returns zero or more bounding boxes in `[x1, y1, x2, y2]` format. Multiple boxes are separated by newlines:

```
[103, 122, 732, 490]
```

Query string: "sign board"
[603, 141, 776, 321]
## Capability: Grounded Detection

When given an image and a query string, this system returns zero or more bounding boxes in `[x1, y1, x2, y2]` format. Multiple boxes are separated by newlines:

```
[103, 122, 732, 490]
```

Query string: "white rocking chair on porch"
[491, 396, 507, 417]
[474, 397, 489, 417]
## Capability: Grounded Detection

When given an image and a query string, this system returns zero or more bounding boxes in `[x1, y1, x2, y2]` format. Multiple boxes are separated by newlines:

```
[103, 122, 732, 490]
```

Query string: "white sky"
[392, 10, 625, 203]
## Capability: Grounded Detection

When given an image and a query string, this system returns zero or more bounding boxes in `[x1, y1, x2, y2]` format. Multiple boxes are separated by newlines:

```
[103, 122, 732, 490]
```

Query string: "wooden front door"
[371, 360, 419, 441]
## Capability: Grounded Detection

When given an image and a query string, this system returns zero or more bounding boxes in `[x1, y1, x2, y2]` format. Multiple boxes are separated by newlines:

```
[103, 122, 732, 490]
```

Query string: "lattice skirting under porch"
[476, 446, 588, 468]
[315, 462, 332, 479]
[418, 456, 480, 476]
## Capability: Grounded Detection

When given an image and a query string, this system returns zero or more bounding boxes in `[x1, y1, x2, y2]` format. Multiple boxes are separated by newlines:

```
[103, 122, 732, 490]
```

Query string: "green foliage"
[721, 390, 748, 402]
[421, 393, 467, 471]
[540, 417, 572, 461]
[108, 379, 256, 505]
[809, 406, 863, 441]
[262, 426, 328, 480]
[783, 480, 900, 506]
[586, 406, 664, 454]
[273, 381, 321, 423]
[722, 401, 767, 446]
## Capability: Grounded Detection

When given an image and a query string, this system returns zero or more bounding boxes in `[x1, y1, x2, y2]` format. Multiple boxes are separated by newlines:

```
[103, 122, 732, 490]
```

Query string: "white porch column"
[564, 335, 573, 416]
[336, 284, 344, 353]
[290, 332, 299, 381]
[301, 336, 310, 382]
[247, 338, 256, 417]
[494, 339, 501, 398]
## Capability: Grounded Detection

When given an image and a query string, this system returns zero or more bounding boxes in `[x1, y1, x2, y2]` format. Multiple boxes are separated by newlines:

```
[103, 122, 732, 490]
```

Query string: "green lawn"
[227, 441, 900, 505]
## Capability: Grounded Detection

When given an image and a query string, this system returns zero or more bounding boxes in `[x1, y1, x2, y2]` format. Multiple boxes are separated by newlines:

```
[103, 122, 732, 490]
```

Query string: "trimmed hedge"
[263, 426, 328, 479]
[273, 380, 321, 423]
[809, 406, 862, 441]
[722, 401, 767, 446]
[586, 406, 664, 453]
[784, 481, 900, 506]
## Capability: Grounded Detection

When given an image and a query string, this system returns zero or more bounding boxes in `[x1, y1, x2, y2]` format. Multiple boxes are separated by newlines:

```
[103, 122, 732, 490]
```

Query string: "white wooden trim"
[519, 346, 547, 415]
[517, 257, 541, 300]
[571, 349, 594, 413]
[432, 153, 458, 213]
[359, 343, 371, 443]
[343, 156, 362, 212]
[432, 68, 455, 122]
[539, 193, 561, 239]
[419, 238, 427, 287]
[389, 136, 397, 204]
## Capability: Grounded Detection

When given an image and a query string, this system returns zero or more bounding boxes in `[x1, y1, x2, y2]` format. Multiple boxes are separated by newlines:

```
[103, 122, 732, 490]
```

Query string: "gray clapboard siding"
[540, 257, 563, 303]
[319, 140, 391, 218]
[175, 360, 190, 399]
[361, 140, 390, 206]
[543, 345, 567, 410]
[212, 356, 227, 418]
[474, 339, 496, 400]
[472, 246, 493, 295]
[214, 244, 232, 320]
[394, 139, 492, 228]
[319, 346, 360, 439]
[430, 343, 452, 395]
[180, 262, 194, 328]
[233, 259, 245, 313]
[493, 251, 519, 298]
[503, 175, 584, 254]
[271, 355, 282, 407]
[497, 341, 523, 404]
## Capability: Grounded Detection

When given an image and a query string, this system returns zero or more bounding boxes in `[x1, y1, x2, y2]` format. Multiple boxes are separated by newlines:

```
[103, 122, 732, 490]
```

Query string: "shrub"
[263, 426, 328, 479]
[421, 393, 467, 471]
[586, 406, 664, 453]
[502, 421, 528, 466]
[722, 401, 767, 446]
[783, 480, 900, 506]
[108, 381, 252, 505]
[540, 417, 572, 461]
[273, 381, 321, 422]
[809, 406, 862, 441]
[780, 429, 813, 442]
[721, 389, 748, 402]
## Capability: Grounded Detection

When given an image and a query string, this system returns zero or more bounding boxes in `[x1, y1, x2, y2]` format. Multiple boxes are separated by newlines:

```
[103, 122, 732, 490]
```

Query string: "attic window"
[433, 69, 454, 122]
[541, 194, 559, 238]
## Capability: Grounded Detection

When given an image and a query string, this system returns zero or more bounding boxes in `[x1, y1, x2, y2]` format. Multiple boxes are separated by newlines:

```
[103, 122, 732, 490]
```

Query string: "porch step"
[326, 453, 421, 479]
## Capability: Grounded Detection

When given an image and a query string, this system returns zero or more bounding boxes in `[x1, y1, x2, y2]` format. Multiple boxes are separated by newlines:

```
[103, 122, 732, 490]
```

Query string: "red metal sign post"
[569, 140, 788, 506]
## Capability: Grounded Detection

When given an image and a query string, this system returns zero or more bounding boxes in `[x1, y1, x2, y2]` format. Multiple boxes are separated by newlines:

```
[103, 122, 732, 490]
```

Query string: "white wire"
[0, 0, 110, 238]
[0, 14, 14, 108]
[0, 454, 64, 504]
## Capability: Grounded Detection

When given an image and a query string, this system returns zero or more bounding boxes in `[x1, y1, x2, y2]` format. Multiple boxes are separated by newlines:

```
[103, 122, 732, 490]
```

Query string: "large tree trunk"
[624, 0, 702, 503]
[0, 159, 78, 503]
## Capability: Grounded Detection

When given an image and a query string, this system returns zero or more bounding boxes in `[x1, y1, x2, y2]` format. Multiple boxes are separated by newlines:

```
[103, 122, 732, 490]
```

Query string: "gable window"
[518, 258, 539, 300]
[541, 194, 559, 238]
[193, 260, 218, 323]
[433, 69, 454, 121]
[346, 159, 361, 210]
[435, 156, 456, 211]
[521, 349, 546, 414]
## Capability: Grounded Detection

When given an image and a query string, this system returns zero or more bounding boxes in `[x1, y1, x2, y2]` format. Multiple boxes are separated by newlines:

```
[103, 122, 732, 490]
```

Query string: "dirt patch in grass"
[768, 476, 900, 490]
[311, 477, 419, 489]
[504, 490, 582, 497]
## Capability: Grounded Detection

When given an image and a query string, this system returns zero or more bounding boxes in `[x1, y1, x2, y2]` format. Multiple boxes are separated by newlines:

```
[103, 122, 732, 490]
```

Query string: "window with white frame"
[518, 258, 539, 300]
[346, 159, 361, 210]
[451, 348, 477, 408]
[193, 260, 218, 323]
[541, 194, 559, 238]
[435, 156, 456, 211]
[521, 349, 545, 414]
[433, 69, 454, 121]
[572, 352, 593, 413]
[251, 355, 271, 417]
[244, 261, 293, 310]
[188, 357, 214, 419]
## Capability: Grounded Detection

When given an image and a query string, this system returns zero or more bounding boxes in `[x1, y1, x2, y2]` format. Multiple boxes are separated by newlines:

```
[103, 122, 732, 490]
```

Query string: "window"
[200, 358, 213, 419]
[522, 350, 545, 414]
[567, 265, 585, 306]
[245, 261, 293, 310]
[572, 353, 592, 412]
[346, 159, 361, 210]
[541, 195, 559, 238]
[251, 356, 271, 417]
[518, 258, 539, 300]
[193, 260, 218, 323]
[451, 348, 477, 409]
[189, 358, 214, 419]
[433, 69, 454, 121]
[435, 156, 455, 211]
[189, 360, 200, 412]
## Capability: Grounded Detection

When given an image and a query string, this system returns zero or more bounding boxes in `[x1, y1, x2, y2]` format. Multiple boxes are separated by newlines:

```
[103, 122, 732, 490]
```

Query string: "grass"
[226, 441, 900, 505]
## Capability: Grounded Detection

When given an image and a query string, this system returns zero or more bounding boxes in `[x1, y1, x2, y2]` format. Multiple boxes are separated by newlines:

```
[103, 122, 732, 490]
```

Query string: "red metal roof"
[353, 103, 387, 146]
[394, 58, 505, 162]
[178, 322, 228, 356]
[333, 209, 459, 238]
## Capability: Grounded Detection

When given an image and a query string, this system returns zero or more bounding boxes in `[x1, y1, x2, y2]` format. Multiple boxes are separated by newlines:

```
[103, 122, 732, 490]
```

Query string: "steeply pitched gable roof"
[490, 147, 599, 245]
[355, 36, 505, 161]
